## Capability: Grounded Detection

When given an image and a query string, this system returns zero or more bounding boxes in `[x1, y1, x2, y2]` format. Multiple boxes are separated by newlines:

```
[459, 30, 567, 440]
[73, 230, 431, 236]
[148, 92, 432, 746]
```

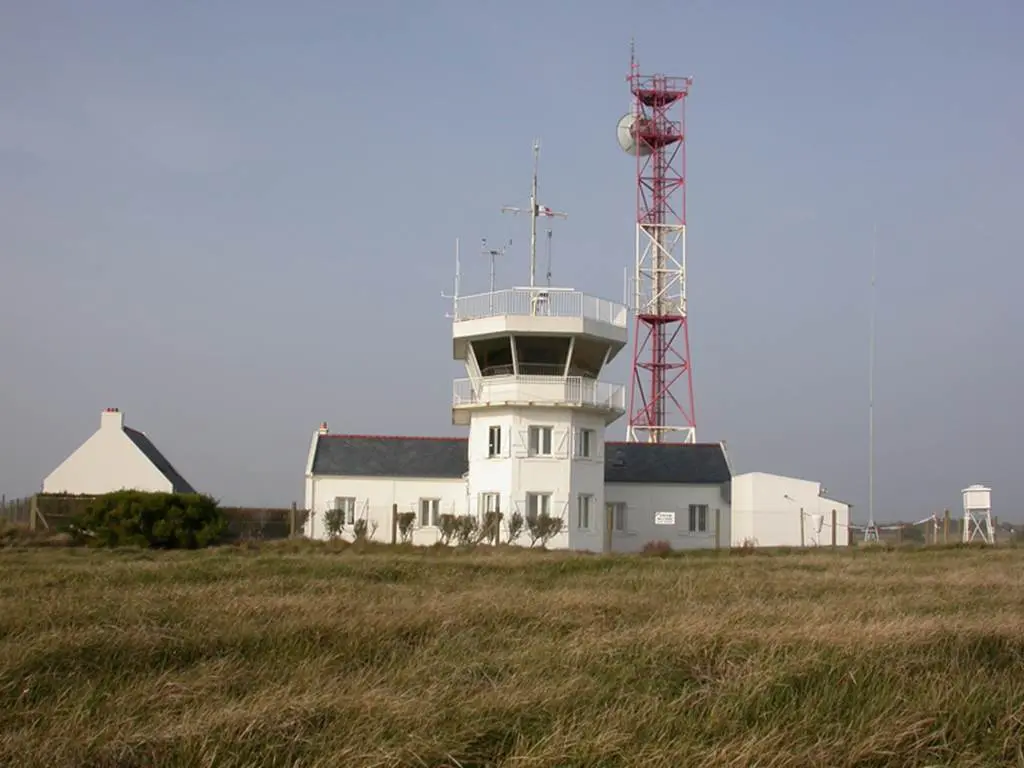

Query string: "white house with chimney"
[42, 408, 196, 496]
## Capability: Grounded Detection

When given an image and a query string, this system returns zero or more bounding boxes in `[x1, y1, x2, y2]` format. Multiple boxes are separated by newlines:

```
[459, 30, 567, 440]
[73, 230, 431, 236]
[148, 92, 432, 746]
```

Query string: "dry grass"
[1, 542, 1023, 767]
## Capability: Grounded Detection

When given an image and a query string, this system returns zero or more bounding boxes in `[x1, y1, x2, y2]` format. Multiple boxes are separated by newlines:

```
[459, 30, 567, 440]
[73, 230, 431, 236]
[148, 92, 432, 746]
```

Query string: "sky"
[1, 0, 1021, 522]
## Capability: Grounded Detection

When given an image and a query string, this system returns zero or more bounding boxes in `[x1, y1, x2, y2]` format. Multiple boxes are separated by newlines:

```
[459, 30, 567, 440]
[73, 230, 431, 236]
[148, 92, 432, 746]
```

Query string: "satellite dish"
[616, 113, 653, 156]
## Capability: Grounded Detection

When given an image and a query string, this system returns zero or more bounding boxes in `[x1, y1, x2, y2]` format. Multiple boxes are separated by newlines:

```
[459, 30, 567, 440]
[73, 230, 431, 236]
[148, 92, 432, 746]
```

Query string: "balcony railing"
[454, 288, 628, 328]
[453, 375, 626, 412]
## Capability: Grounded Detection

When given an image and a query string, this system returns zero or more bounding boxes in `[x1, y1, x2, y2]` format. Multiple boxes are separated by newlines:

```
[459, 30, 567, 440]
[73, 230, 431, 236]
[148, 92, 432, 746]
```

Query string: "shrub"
[438, 514, 458, 545]
[68, 490, 226, 549]
[397, 512, 416, 543]
[454, 515, 480, 547]
[323, 509, 345, 540]
[641, 540, 672, 557]
[481, 511, 502, 545]
[506, 511, 525, 543]
[526, 513, 564, 548]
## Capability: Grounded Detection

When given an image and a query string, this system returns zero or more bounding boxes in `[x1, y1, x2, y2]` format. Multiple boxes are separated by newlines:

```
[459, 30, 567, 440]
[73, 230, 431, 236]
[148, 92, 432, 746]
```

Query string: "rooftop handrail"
[454, 288, 627, 328]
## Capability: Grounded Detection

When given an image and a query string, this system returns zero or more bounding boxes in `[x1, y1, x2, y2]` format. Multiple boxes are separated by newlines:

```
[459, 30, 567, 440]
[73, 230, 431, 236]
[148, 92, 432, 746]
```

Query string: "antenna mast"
[481, 237, 511, 311]
[617, 45, 696, 443]
[865, 227, 879, 543]
[502, 140, 567, 287]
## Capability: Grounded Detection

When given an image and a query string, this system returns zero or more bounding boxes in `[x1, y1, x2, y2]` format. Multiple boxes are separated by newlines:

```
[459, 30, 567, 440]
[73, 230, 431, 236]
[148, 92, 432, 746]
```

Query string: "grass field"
[1, 542, 1023, 767]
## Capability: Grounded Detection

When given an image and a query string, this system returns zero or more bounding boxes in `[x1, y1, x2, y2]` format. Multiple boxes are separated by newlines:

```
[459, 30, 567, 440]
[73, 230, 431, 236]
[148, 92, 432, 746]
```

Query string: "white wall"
[306, 475, 465, 545]
[465, 406, 609, 549]
[42, 410, 173, 495]
[730, 471, 850, 548]
[604, 482, 729, 553]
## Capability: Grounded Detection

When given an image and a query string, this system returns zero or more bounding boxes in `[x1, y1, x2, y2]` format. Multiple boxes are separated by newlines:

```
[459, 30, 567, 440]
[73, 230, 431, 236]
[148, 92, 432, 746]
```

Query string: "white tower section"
[451, 288, 628, 548]
[961, 484, 994, 544]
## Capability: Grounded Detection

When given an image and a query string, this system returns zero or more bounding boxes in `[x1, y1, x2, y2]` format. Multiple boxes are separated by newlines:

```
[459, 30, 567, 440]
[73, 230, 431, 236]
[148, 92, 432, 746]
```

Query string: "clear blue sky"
[2, 1, 1021, 522]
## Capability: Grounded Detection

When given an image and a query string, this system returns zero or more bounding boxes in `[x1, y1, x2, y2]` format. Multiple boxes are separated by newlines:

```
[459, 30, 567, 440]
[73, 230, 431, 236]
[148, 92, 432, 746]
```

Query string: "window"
[688, 504, 708, 533]
[488, 425, 502, 457]
[577, 428, 594, 459]
[528, 426, 553, 456]
[526, 492, 550, 521]
[608, 502, 627, 532]
[334, 496, 356, 525]
[577, 494, 593, 530]
[480, 492, 500, 517]
[420, 498, 440, 527]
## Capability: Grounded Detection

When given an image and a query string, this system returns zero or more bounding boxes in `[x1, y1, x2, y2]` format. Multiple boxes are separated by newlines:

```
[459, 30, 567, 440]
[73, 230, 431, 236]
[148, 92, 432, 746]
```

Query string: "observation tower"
[448, 141, 629, 547]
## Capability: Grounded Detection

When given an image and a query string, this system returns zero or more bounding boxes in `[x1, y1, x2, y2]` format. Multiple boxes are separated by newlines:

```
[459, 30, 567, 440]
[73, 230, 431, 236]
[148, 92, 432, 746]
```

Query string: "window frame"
[487, 425, 502, 458]
[419, 498, 441, 527]
[527, 425, 553, 457]
[688, 503, 709, 533]
[525, 491, 551, 521]
[334, 496, 356, 526]
[577, 428, 594, 459]
[577, 493, 593, 530]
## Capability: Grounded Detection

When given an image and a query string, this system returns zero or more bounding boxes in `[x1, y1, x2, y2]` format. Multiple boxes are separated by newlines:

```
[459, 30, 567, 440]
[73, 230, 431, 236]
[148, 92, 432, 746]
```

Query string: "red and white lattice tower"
[616, 46, 695, 443]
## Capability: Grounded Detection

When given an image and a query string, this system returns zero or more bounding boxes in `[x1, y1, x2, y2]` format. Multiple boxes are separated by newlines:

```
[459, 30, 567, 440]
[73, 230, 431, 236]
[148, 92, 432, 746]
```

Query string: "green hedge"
[68, 490, 226, 549]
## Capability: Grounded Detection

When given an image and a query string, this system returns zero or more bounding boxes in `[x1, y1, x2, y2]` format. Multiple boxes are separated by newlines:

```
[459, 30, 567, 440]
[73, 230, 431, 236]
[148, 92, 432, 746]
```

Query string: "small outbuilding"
[729, 471, 851, 547]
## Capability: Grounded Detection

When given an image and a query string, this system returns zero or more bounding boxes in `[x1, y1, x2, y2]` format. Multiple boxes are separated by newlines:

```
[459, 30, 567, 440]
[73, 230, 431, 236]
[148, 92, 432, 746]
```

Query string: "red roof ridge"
[321, 433, 468, 442]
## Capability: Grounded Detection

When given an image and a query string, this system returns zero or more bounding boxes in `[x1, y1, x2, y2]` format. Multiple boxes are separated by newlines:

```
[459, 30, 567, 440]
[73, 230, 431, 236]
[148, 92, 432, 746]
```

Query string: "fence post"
[29, 495, 40, 531]
[714, 507, 721, 550]
[289, 502, 297, 537]
[391, 504, 398, 545]
[943, 509, 950, 544]
[993, 515, 999, 543]
[831, 509, 837, 549]
[799, 507, 805, 547]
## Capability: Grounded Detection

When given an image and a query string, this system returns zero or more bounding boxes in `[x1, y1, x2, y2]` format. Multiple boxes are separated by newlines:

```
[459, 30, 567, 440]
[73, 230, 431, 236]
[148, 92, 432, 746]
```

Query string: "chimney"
[318, 421, 329, 435]
[101, 407, 124, 430]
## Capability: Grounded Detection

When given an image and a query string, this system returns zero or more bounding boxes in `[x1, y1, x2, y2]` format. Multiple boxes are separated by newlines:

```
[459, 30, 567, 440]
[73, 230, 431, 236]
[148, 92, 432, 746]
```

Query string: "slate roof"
[123, 427, 197, 494]
[311, 435, 730, 485]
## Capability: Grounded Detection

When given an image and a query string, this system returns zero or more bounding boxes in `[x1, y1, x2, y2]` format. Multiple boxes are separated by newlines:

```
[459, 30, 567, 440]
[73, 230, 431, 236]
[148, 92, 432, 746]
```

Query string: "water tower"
[961, 484, 994, 544]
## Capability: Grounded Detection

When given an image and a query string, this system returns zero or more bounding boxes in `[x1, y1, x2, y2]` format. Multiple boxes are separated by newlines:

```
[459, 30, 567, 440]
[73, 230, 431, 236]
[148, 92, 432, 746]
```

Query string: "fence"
[0, 494, 309, 542]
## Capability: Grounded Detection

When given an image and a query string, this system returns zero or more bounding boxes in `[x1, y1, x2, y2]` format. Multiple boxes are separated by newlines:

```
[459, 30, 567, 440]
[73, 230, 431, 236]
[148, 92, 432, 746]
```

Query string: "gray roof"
[603, 442, 731, 484]
[123, 427, 197, 494]
[311, 435, 730, 485]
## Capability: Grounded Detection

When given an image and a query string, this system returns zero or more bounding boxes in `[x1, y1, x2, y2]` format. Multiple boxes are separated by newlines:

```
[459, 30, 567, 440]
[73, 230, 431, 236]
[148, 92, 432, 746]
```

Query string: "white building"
[43, 408, 196, 496]
[303, 155, 848, 552]
[730, 471, 851, 548]
[304, 284, 736, 552]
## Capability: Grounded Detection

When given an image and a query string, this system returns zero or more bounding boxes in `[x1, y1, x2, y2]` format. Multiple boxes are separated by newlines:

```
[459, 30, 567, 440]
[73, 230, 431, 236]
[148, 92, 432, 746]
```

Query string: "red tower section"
[619, 51, 695, 443]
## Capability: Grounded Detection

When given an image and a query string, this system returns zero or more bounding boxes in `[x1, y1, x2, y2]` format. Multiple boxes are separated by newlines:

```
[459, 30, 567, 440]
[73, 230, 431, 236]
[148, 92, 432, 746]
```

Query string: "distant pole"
[865, 225, 880, 543]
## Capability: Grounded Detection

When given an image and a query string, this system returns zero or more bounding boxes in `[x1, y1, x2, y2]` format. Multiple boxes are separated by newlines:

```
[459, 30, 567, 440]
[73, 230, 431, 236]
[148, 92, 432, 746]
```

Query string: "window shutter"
[514, 429, 530, 457]
[555, 428, 570, 458]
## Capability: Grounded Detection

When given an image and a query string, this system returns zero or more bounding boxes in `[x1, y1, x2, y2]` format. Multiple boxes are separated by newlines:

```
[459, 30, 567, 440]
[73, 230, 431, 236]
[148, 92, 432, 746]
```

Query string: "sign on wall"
[654, 511, 676, 526]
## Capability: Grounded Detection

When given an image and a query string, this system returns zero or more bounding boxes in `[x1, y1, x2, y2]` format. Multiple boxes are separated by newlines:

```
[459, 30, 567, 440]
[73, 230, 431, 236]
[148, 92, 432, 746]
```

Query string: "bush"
[323, 509, 345, 539]
[526, 513, 564, 548]
[641, 540, 673, 557]
[67, 490, 226, 549]
[397, 512, 416, 543]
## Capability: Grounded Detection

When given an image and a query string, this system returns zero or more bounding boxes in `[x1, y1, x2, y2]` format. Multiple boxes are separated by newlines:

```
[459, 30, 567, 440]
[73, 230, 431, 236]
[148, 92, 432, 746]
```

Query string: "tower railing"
[453, 375, 626, 411]
[454, 288, 627, 327]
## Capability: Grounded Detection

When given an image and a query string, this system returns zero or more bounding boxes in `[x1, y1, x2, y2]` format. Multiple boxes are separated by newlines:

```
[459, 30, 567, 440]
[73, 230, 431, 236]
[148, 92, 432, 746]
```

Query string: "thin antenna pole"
[545, 229, 553, 287]
[866, 225, 878, 542]
[481, 238, 510, 312]
[454, 237, 461, 318]
[530, 140, 539, 287]
[502, 140, 567, 290]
